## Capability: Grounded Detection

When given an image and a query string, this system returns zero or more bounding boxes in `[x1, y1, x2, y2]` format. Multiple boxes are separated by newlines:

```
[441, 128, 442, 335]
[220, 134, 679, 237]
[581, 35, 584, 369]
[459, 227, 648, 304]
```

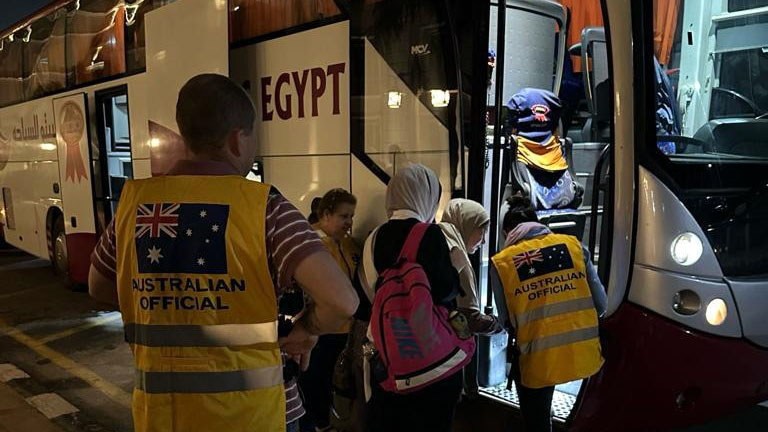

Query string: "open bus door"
[477, 0, 768, 431]
[93, 85, 133, 227]
[477, 0, 586, 420]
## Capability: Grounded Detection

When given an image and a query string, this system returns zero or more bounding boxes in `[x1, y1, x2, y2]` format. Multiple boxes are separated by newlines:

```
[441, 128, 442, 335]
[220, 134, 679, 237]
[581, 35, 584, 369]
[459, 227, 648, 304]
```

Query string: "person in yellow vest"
[491, 195, 606, 432]
[302, 188, 360, 431]
[87, 74, 358, 432]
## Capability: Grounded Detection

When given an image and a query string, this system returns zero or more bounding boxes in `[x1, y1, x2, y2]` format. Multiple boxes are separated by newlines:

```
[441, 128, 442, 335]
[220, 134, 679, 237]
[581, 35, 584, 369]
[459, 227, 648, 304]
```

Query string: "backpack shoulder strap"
[359, 227, 380, 302]
[397, 223, 430, 263]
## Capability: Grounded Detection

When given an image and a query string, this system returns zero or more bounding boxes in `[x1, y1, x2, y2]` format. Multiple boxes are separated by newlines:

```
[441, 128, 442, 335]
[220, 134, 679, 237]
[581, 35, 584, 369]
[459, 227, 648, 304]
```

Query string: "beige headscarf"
[439, 199, 489, 312]
[439, 199, 490, 254]
[385, 163, 441, 222]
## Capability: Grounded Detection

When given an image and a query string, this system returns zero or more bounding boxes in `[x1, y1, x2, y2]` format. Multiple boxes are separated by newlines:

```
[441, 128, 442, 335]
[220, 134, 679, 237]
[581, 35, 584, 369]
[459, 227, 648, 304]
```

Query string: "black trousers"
[510, 354, 555, 432]
[300, 334, 348, 429]
[368, 370, 463, 432]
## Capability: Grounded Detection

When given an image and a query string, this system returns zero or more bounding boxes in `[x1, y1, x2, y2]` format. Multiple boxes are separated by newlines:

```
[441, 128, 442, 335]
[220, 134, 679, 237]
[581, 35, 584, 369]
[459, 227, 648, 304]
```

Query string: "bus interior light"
[430, 89, 450, 107]
[705, 298, 727, 326]
[670, 232, 703, 266]
[387, 91, 402, 109]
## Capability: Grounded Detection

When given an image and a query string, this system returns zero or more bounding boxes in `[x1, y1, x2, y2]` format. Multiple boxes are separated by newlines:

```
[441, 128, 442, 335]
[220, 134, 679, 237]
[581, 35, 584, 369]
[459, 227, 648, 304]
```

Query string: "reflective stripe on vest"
[515, 296, 596, 328]
[124, 322, 278, 347]
[517, 326, 599, 355]
[136, 366, 283, 394]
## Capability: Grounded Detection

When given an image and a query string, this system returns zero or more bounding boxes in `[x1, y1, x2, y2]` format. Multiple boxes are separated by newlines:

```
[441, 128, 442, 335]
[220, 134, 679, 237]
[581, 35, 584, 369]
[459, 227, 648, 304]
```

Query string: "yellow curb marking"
[0, 316, 131, 408]
[36, 313, 122, 345]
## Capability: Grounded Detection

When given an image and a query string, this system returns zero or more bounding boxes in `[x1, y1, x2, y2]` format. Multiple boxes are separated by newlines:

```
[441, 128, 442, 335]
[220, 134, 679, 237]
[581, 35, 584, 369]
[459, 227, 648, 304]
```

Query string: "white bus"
[1, 0, 767, 430]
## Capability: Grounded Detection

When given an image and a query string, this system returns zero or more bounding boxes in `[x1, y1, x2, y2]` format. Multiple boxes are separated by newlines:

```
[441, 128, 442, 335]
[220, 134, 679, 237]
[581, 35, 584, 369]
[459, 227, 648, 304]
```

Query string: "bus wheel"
[52, 217, 73, 288]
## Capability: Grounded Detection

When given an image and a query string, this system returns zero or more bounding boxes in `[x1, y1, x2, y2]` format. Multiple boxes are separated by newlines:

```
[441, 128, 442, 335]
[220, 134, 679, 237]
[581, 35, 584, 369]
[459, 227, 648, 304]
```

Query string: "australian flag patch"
[513, 243, 574, 282]
[134, 202, 229, 274]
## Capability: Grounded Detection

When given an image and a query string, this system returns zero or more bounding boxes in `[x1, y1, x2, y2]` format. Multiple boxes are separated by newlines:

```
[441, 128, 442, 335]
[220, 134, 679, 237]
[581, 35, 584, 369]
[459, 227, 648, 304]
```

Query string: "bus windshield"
[652, 0, 768, 277]
[655, 1, 768, 161]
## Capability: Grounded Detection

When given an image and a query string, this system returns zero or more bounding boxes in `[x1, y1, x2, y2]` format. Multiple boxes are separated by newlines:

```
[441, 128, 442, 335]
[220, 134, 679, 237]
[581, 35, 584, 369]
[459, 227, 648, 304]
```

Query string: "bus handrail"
[588, 143, 610, 261]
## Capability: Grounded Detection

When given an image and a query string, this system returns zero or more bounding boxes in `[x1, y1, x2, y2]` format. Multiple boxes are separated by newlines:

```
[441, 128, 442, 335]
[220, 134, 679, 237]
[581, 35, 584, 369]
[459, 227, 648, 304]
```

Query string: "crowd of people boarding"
[88, 73, 605, 432]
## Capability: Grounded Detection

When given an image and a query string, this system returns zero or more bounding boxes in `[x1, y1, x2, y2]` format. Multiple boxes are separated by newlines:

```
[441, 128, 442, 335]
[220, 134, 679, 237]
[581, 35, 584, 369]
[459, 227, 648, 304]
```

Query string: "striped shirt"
[90, 160, 324, 423]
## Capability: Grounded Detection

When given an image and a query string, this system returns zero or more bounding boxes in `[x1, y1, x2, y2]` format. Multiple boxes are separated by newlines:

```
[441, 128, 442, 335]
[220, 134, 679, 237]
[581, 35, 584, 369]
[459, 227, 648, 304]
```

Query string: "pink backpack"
[370, 223, 475, 393]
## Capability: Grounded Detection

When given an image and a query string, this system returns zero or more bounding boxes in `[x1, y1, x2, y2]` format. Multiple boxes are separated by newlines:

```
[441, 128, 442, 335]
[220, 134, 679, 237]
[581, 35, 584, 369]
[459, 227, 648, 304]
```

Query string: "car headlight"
[670, 232, 703, 266]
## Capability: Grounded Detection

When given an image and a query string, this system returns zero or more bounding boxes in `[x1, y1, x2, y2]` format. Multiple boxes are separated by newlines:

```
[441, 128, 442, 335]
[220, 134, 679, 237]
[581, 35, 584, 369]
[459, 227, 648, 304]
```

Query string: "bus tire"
[51, 216, 75, 290]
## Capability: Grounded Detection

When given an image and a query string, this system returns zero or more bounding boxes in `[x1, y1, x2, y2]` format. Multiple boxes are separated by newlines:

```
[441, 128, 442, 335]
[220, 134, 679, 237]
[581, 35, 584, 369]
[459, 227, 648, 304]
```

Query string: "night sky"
[1, 0, 53, 31]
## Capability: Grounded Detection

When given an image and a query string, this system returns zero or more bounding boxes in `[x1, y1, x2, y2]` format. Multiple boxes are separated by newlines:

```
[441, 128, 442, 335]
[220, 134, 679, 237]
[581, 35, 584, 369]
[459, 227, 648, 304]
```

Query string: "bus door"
[567, 1, 768, 431]
[93, 85, 133, 226]
[478, 0, 608, 424]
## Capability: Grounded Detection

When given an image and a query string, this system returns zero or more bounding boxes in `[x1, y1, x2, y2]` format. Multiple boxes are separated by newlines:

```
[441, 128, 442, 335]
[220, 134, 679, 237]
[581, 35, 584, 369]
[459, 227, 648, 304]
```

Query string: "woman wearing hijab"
[439, 199, 503, 394]
[439, 199, 502, 334]
[359, 163, 463, 432]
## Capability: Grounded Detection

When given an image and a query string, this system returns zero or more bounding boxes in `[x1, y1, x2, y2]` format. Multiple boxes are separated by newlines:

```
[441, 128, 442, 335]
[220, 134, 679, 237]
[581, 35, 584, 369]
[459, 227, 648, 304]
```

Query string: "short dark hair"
[502, 194, 539, 232]
[312, 188, 357, 221]
[175, 74, 255, 153]
[307, 197, 323, 224]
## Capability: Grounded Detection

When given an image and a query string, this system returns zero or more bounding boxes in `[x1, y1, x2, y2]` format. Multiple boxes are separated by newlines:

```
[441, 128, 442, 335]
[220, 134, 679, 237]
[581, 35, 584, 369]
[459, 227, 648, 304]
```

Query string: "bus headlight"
[705, 298, 727, 326]
[670, 232, 703, 266]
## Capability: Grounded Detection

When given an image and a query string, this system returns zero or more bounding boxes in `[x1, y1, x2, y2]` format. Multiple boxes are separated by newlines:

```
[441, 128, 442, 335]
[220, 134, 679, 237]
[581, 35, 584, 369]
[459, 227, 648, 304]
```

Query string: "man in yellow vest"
[491, 195, 606, 432]
[88, 74, 359, 432]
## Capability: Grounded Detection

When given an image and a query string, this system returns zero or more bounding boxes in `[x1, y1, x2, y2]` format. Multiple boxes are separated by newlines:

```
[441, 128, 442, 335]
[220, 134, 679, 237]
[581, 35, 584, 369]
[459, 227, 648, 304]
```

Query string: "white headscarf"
[385, 163, 441, 222]
[439, 199, 490, 254]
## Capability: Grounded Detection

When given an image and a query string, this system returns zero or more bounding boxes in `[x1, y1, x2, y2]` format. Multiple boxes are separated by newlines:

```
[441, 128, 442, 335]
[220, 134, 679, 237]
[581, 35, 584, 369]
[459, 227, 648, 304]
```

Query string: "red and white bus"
[1, 0, 767, 430]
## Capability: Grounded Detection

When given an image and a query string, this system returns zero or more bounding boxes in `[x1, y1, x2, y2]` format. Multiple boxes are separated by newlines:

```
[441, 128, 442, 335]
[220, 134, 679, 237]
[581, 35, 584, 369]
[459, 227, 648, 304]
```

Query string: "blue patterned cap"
[506, 88, 562, 142]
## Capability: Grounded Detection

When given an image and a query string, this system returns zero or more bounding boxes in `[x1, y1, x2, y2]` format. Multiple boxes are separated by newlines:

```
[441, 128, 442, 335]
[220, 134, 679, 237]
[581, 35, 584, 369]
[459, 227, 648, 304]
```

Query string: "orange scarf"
[516, 135, 568, 172]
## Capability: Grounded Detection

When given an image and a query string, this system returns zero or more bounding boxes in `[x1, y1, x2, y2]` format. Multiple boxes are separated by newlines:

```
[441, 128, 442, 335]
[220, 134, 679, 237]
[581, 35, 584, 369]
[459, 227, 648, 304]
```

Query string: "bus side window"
[229, 0, 343, 44]
[22, 8, 66, 100]
[0, 37, 24, 106]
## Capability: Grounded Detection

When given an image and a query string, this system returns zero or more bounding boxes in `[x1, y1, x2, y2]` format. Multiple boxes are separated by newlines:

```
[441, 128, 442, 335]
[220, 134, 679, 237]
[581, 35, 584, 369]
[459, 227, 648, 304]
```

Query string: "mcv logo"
[410, 44, 431, 55]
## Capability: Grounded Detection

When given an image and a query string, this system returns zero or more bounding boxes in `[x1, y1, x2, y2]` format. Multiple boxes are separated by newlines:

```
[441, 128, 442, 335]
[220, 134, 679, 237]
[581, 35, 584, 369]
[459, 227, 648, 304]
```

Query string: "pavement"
[0, 247, 131, 432]
[1, 245, 767, 432]
[0, 380, 65, 432]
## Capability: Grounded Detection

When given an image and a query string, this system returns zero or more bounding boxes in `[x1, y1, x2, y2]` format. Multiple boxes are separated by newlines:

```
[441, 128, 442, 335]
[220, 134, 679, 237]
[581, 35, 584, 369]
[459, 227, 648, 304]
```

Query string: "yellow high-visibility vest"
[492, 233, 603, 389]
[115, 175, 285, 432]
[313, 225, 360, 280]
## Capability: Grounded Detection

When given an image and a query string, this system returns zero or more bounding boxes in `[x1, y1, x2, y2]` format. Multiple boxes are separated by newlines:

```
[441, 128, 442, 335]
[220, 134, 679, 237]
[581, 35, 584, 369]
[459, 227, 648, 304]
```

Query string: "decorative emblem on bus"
[58, 101, 88, 183]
